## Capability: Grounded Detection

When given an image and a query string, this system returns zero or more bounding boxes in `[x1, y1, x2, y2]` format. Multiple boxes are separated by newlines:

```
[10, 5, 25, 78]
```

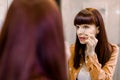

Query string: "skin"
[76, 24, 99, 56]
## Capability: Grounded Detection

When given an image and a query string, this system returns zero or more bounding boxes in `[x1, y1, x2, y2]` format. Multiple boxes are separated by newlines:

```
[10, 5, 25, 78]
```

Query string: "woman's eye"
[76, 25, 79, 29]
[84, 26, 89, 28]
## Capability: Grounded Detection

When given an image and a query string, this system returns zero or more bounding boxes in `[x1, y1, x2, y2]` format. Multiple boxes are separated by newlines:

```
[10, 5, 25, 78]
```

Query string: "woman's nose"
[77, 28, 85, 34]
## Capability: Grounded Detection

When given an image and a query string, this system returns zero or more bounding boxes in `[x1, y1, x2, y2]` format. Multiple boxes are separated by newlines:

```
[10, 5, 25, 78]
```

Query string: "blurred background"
[0, 0, 120, 80]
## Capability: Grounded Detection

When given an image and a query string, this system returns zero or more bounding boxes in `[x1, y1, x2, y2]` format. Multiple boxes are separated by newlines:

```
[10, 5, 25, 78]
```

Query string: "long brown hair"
[73, 8, 112, 69]
[0, 0, 67, 80]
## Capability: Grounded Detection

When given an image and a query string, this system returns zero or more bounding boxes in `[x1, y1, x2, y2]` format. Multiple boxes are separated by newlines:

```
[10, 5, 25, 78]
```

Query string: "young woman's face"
[76, 24, 99, 44]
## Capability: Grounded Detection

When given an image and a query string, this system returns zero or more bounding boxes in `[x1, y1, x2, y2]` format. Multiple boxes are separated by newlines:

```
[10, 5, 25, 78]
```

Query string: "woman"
[0, 0, 67, 80]
[68, 8, 119, 80]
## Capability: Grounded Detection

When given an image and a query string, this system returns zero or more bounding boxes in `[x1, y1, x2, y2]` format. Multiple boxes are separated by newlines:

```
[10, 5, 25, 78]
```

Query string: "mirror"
[61, 0, 120, 80]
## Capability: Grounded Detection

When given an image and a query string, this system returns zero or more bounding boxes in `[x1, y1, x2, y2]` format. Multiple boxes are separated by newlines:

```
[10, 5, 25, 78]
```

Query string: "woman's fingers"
[90, 35, 98, 44]
[85, 33, 98, 46]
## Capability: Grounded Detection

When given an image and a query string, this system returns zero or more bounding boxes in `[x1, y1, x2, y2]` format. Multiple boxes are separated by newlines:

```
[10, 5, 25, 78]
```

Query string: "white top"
[77, 64, 91, 80]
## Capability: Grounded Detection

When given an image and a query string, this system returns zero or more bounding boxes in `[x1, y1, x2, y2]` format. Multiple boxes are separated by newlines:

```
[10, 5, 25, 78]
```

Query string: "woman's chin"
[79, 41, 86, 44]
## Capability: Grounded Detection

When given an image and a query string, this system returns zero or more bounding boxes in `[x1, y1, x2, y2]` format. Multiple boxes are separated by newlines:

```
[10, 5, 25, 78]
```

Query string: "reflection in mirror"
[61, 0, 120, 80]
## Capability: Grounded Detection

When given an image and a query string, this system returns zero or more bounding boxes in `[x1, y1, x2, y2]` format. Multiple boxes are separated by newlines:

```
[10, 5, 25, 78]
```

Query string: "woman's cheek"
[85, 29, 96, 35]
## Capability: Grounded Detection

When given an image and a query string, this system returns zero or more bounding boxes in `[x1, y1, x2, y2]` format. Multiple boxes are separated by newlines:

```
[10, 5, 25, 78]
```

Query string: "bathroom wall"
[0, 0, 7, 30]
[0, 0, 12, 31]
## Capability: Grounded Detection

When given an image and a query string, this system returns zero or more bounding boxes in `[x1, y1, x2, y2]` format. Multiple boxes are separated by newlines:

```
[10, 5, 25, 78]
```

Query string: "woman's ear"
[96, 27, 99, 34]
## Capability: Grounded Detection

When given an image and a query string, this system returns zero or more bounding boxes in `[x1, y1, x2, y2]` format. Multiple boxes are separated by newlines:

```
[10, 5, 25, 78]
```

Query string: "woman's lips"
[79, 37, 88, 41]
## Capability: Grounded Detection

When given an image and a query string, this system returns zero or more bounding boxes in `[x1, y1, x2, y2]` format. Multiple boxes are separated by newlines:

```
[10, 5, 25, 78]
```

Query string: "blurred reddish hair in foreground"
[0, 0, 67, 80]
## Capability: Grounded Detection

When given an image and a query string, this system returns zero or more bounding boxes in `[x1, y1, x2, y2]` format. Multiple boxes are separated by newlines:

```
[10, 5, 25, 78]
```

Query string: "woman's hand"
[85, 34, 98, 56]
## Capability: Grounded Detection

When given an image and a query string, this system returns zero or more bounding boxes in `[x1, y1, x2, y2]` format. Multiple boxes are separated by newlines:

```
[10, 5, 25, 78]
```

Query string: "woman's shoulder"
[109, 43, 119, 58]
[70, 44, 75, 51]
[68, 44, 75, 69]
[68, 44, 75, 61]
[69, 44, 75, 56]
[110, 43, 119, 53]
